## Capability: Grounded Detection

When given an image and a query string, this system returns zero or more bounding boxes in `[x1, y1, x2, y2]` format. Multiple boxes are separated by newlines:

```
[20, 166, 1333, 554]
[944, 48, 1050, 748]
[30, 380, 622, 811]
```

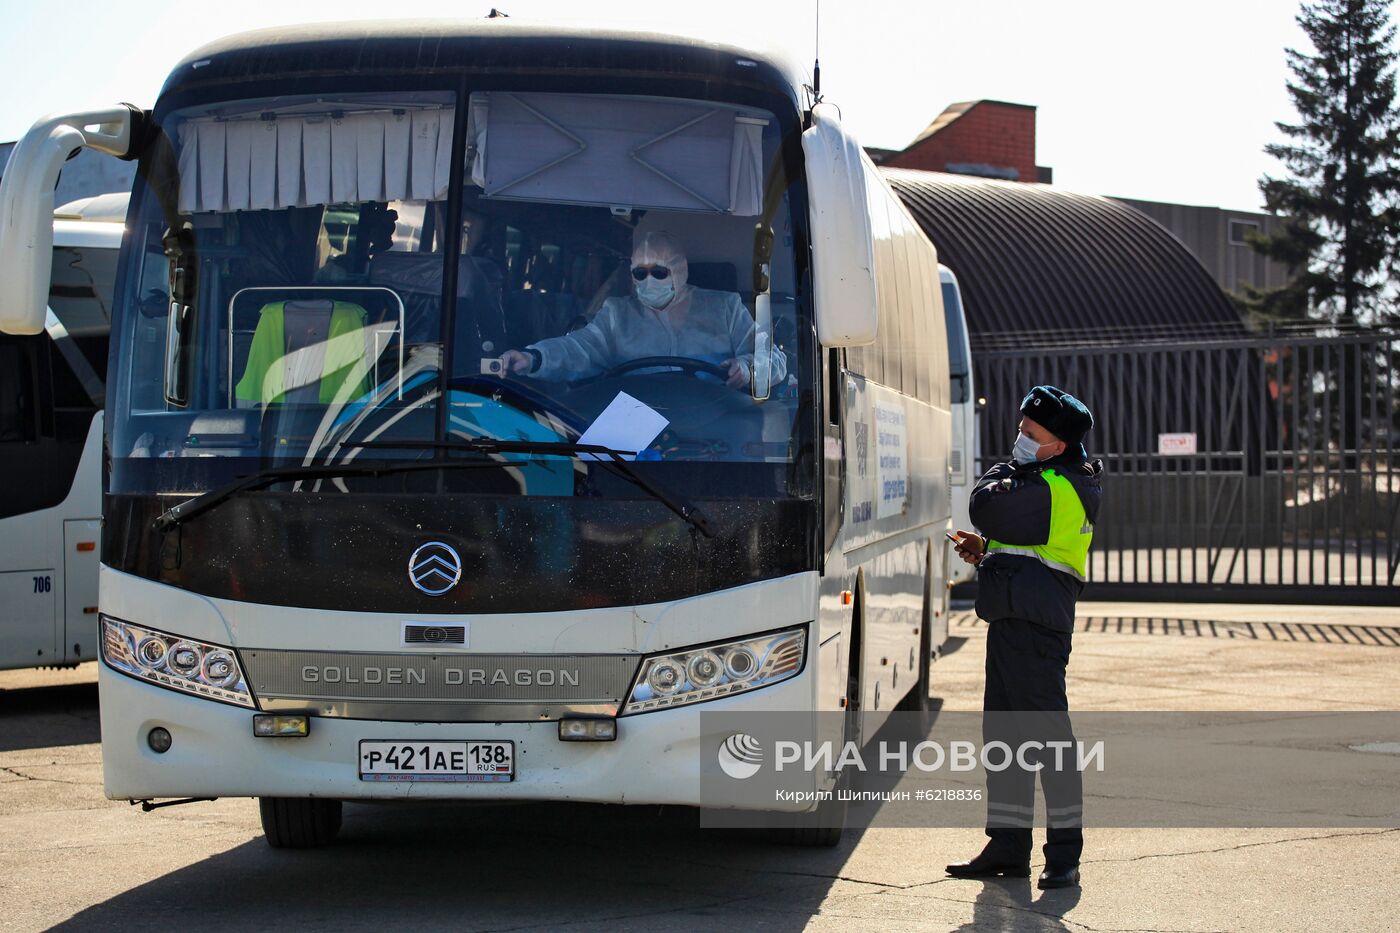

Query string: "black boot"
[1037, 862, 1080, 889]
[945, 842, 1031, 878]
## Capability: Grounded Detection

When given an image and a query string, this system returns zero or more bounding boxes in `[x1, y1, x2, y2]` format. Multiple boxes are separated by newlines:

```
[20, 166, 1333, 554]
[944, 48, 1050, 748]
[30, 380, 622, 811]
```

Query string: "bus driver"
[499, 231, 785, 389]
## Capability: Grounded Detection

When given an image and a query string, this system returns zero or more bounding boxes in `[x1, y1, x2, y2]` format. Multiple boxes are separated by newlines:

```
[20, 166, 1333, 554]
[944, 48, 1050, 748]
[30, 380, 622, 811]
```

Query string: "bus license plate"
[358, 741, 514, 782]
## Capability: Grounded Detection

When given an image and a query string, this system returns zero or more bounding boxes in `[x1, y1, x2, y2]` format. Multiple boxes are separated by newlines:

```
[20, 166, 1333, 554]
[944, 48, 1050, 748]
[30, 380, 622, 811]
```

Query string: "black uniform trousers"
[982, 618, 1084, 866]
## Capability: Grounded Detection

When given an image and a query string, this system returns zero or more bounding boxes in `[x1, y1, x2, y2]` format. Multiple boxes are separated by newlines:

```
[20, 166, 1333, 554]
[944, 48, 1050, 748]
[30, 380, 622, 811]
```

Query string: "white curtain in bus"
[176, 107, 455, 213]
[249, 120, 277, 210]
[730, 116, 765, 218]
[225, 121, 253, 211]
[465, 92, 767, 216]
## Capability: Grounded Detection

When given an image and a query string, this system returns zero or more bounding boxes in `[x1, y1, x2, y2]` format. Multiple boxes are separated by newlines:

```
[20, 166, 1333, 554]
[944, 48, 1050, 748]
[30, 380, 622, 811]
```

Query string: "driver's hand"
[500, 350, 534, 375]
[724, 358, 750, 388]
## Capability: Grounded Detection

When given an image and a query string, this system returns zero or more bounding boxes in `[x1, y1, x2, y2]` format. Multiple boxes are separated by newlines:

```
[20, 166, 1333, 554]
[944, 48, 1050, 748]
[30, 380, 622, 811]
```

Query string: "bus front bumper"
[98, 659, 823, 810]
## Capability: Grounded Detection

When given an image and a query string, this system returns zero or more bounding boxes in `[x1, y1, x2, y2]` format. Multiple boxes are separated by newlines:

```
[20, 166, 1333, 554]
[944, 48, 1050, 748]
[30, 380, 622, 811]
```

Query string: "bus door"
[63, 517, 101, 661]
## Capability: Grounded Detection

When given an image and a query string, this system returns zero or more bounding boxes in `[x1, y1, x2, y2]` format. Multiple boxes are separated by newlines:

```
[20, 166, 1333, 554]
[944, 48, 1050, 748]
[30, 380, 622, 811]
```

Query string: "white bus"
[0, 197, 122, 670]
[940, 265, 979, 585]
[0, 21, 951, 847]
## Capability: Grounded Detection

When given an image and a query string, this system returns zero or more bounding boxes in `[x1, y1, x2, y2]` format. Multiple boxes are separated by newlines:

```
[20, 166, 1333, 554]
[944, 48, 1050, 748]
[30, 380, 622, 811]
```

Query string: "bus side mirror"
[801, 104, 878, 348]
[0, 105, 141, 335]
[750, 225, 774, 401]
[751, 292, 773, 401]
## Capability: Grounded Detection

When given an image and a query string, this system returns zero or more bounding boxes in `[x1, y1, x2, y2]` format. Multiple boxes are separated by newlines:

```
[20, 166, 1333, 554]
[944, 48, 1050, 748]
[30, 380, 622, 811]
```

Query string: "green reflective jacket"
[986, 468, 1094, 581]
[234, 301, 371, 404]
[969, 457, 1104, 632]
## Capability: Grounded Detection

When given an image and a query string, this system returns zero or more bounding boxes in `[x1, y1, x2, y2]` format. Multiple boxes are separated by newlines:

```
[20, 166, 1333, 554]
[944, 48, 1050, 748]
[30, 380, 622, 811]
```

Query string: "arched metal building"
[882, 167, 1268, 472]
[882, 168, 1246, 350]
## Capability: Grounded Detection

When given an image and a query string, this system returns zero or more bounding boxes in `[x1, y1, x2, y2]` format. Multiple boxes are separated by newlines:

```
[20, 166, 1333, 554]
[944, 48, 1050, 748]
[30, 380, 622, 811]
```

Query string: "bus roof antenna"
[812, 0, 822, 103]
[487, 8, 510, 17]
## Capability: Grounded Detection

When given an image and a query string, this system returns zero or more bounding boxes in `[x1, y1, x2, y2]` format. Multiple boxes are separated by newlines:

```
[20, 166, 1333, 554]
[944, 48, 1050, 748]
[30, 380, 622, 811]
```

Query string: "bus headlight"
[100, 615, 256, 708]
[623, 627, 806, 715]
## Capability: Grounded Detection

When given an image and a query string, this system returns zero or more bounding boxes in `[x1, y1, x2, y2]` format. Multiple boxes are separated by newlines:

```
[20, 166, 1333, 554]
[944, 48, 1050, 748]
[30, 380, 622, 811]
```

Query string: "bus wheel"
[765, 729, 850, 847]
[259, 797, 342, 848]
[768, 788, 848, 848]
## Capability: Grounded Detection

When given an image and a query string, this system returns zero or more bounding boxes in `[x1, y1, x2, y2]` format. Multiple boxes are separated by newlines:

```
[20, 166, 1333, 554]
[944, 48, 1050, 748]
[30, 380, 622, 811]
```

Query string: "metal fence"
[973, 327, 1400, 604]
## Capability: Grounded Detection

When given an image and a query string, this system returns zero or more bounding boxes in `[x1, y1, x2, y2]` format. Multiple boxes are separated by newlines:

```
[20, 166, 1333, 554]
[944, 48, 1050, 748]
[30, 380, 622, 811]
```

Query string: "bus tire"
[765, 740, 850, 848]
[777, 670, 857, 847]
[259, 797, 342, 848]
[770, 791, 848, 848]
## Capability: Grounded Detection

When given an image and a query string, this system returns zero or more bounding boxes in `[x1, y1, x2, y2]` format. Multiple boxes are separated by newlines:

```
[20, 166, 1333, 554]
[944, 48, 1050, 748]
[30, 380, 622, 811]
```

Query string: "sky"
[0, 0, 1340, 212]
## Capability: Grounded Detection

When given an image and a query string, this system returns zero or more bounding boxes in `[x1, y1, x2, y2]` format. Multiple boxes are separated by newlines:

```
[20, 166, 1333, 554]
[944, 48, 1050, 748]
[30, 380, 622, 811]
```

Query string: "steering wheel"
[601, 356, 730, 381]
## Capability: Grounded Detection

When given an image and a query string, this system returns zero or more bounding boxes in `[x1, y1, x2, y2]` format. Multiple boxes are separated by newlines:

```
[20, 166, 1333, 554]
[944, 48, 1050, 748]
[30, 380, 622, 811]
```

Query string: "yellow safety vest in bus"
[986, 468, 1093, 581]
[234, 301, 372, 405]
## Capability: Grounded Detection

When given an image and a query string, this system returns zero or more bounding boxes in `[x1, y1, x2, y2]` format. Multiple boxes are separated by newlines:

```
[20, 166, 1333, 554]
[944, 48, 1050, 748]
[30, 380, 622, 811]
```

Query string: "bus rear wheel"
[258, 797, 342, 848]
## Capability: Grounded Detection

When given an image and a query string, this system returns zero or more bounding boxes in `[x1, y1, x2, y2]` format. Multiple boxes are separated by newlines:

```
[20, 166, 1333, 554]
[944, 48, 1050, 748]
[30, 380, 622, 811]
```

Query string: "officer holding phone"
[945, 385, 1103, 890]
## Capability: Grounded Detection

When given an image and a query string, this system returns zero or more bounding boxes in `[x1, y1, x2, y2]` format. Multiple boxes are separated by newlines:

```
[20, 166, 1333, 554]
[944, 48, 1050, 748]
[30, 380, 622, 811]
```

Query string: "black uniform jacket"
[969, 454, 1104, 633]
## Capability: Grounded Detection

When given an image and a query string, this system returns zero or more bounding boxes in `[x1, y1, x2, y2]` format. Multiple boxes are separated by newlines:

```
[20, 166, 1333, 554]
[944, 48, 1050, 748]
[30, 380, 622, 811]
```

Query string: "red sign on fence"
[1157, 433, 1198, 455]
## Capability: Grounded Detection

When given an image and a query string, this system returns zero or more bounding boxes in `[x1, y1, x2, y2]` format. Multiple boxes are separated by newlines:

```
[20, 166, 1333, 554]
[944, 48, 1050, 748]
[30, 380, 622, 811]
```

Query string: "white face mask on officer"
[1013, 432, 1045, 465]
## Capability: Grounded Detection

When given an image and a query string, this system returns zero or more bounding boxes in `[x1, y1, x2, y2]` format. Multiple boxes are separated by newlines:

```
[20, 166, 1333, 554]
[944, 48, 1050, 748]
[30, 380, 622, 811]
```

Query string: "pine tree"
[1248, 0, 1400, 326]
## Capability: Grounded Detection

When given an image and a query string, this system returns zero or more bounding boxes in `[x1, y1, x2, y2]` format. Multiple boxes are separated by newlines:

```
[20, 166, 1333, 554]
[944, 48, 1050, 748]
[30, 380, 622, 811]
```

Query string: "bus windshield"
[110, 89, 809, 500]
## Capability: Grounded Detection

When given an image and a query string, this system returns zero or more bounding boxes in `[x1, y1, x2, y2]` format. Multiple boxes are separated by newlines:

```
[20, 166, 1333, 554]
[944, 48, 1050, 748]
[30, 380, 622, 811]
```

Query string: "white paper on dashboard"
[576, 392, 669, 461]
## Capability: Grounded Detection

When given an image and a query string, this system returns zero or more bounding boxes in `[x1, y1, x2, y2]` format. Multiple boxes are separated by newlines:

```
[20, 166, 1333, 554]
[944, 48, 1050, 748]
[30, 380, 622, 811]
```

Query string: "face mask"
[1012, 432, 1044, 465]
[636, 276, 676, 309]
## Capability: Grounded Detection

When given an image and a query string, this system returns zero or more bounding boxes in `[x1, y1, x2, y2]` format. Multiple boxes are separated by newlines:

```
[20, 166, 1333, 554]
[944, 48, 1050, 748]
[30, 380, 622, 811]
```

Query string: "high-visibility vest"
[235, 301, 371, 404]
[986, 468, 1094, 582]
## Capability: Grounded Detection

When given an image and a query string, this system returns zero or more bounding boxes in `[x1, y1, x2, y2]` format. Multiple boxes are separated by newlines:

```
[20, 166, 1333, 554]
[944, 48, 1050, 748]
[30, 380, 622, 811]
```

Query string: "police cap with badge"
[1022, 385, 1094, 455]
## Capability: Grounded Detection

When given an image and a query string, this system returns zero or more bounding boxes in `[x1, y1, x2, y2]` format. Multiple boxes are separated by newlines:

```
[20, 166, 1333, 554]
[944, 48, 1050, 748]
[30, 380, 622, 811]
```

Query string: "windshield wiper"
[353, 439, 715, 538]
[152, 460, 509, 533]
[154, 441, 715, 538]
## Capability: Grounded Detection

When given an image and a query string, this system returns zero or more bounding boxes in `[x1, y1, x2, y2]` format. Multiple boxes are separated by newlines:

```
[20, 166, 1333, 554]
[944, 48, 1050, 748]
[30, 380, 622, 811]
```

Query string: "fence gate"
[974, 328, 1400, 605]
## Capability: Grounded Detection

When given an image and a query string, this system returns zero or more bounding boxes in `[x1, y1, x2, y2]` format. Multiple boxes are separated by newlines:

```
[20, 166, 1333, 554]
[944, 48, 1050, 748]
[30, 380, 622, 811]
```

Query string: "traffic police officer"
[945, 385, 1103, 890]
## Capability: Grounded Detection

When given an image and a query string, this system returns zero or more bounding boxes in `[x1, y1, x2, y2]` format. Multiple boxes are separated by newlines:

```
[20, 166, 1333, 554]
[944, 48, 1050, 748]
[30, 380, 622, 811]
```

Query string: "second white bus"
[1, 197, 122, 670]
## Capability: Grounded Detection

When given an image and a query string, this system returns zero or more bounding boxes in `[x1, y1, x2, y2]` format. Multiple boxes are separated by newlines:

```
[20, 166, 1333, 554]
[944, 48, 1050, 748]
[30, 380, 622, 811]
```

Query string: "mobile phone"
[945, 531, 961, 543]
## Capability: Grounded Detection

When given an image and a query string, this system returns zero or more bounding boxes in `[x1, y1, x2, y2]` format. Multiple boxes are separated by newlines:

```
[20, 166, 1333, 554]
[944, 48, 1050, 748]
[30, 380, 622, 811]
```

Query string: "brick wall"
[885, 102, 1037, 182]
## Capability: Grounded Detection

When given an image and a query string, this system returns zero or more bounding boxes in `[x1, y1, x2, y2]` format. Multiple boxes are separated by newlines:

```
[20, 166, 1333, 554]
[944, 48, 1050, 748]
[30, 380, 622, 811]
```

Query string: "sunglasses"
[631, 265, 672, 281]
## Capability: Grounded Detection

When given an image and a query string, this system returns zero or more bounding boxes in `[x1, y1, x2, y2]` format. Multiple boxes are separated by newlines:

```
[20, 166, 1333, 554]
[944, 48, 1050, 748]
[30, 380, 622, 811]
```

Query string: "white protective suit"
[525, 232, 787, 385]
